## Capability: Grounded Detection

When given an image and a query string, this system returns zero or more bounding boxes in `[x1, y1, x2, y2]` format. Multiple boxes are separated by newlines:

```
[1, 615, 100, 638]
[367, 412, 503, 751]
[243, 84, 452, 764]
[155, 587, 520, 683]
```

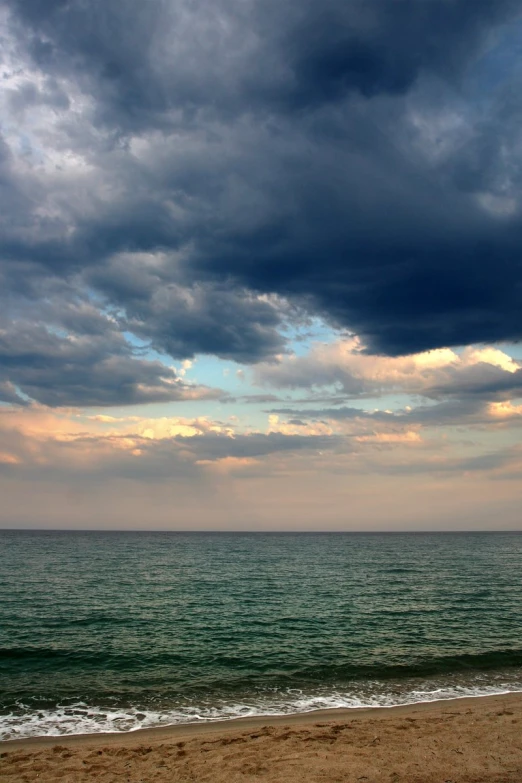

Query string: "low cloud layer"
[0, 406, 338, 482]
[1, 401, 522, 530]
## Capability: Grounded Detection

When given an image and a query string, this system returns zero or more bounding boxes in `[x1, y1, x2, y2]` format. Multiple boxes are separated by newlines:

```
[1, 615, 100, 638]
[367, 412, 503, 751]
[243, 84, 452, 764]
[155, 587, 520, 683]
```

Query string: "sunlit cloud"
[488, 401, 522, 418]
[254, 338, 522, 400]
[354, 431, 422, 445]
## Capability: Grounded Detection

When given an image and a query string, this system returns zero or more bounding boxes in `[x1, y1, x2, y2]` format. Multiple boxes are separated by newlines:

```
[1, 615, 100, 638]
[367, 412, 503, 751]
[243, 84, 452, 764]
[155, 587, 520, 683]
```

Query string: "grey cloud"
[0, 381, 29, 406]
[379, 446, 522, 477]
[268, 400, 485, 428]
[172, 431, 338, 460]
[7, 77, 70, 115]
[428, 366, 522, 400]
[0, 319, 222, 407]
[253, 353, 369, 394]
[234, 394, 283, 404]
[269, 405, 388, 421]
[90, 264, 287, 362]
[268, 395, 522, 430]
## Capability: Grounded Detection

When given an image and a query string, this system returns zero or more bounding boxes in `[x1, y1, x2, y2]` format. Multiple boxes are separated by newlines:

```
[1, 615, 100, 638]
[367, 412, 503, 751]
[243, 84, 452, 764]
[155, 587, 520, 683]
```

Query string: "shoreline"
[3, 691, 522, 782]
[3, 690, 521, 749]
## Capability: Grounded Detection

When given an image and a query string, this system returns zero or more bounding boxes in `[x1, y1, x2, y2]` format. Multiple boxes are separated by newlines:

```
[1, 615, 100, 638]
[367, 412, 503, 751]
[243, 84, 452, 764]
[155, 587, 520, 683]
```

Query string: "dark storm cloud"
[2, 0, 522, 378]
[8, 0, 518, 119]
[277, 0, 520, 108]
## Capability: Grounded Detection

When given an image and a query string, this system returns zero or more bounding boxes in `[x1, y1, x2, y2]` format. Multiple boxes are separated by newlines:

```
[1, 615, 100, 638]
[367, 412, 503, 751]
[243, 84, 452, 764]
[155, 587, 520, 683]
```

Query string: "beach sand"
[1, 692, 521, 782]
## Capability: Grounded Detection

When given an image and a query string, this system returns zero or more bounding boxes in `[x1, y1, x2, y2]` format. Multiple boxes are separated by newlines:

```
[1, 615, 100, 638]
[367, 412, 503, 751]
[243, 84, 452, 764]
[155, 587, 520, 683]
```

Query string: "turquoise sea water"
[1, 530, 522, 740]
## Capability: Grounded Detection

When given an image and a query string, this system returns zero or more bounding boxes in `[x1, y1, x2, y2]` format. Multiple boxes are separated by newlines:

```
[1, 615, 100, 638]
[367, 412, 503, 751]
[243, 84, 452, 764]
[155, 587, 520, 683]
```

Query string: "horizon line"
[1, 528, 521, 534]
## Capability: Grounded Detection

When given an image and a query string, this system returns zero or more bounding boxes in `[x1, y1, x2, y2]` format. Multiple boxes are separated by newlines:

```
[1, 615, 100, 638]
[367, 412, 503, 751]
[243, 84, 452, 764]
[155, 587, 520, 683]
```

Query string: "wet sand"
[1, 692, 522, 782]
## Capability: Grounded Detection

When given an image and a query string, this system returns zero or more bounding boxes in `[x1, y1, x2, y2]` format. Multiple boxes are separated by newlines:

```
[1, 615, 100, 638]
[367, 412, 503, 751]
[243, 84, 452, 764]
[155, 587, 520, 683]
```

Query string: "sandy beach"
[1, 692, 521, 782]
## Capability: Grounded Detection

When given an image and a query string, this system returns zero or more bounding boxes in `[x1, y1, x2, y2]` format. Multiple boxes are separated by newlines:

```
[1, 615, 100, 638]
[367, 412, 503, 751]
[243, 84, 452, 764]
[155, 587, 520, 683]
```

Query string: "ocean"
[1, 530, 521, 740]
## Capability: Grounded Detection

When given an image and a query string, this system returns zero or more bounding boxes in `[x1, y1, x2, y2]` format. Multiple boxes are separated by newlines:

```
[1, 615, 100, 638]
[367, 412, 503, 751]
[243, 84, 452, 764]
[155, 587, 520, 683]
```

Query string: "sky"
[1, 0, 522, 530]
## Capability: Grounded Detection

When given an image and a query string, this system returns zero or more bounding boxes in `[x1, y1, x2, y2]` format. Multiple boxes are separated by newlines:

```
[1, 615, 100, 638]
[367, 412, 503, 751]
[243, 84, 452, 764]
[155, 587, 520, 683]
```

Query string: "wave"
[293, 648, 522, 681]
[2, 646, 522, 679]
[2, 646, 522, 740]
[1, 667, 522, 741]
[1, 681, 522, 742]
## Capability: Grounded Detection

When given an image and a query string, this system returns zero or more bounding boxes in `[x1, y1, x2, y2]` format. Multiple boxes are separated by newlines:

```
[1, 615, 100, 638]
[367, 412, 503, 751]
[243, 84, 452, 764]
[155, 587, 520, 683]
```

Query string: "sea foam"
[2, 681, 522, 741]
